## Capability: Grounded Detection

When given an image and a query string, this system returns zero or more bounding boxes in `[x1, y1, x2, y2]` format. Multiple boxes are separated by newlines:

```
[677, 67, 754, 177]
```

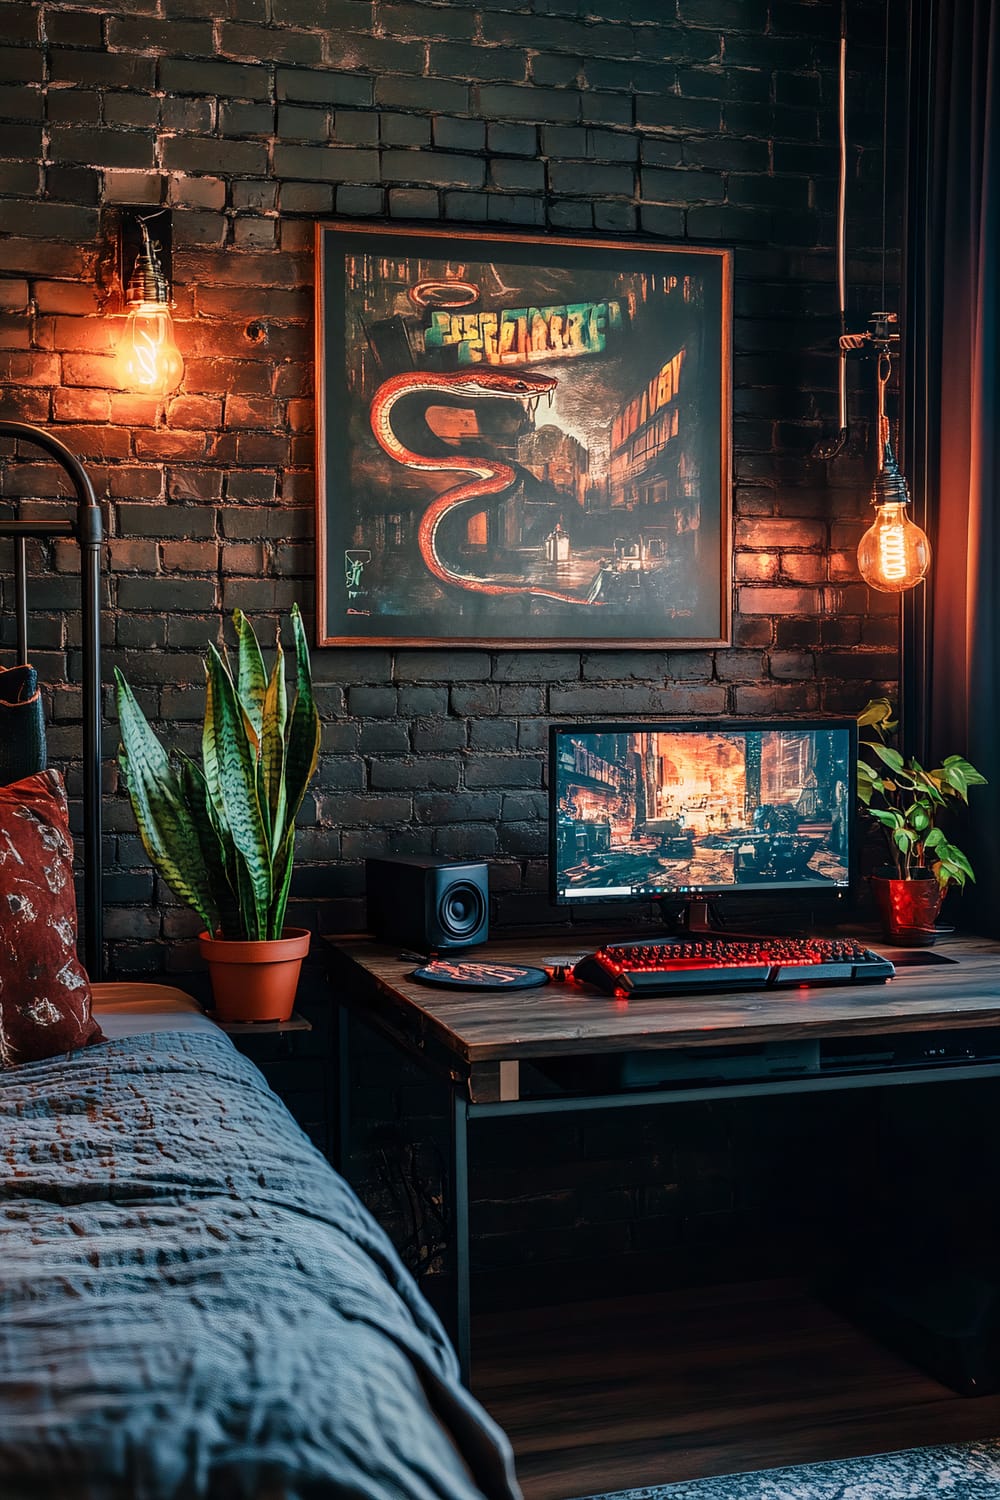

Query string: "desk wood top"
[326, 933, 1000, 1067]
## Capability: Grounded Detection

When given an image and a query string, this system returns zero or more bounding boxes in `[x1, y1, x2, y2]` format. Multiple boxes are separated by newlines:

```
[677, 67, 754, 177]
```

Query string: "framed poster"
[315, 223, 732, 649]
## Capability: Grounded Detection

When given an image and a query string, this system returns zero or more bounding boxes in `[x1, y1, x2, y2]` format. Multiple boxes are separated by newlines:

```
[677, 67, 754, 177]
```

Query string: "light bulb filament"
[117, 301, 183, 396]
[857, 498, 931, 593]
[132, 317, 163, 388]
[878, 517, 908, 581]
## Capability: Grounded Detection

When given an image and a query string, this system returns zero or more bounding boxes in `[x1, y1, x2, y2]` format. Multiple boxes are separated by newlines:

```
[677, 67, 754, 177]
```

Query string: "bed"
[0, 423, 521, 1499]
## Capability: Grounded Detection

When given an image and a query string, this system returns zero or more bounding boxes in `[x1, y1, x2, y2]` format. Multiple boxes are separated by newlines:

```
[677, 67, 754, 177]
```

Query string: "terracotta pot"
[198, 927, 310, 1023]
[870, 869, 944, 946]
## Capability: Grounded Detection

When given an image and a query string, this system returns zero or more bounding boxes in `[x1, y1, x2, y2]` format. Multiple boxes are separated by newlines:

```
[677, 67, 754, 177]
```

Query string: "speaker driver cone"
[438, 881, 487, 940]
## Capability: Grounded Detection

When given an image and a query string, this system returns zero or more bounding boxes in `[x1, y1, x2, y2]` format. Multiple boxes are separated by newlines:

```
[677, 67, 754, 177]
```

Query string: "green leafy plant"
[115, 605, 321, 942]
[857, 697, 986, 890]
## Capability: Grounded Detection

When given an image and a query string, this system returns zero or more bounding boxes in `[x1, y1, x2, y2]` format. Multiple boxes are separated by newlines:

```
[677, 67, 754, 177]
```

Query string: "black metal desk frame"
[333, 987, 1000, 1387]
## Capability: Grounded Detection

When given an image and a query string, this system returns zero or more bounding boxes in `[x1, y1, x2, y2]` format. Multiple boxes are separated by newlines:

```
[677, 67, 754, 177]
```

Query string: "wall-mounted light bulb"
[856, 442, 930, 593]
[115, 219, 183, 397]
[117, 301, 183, 395]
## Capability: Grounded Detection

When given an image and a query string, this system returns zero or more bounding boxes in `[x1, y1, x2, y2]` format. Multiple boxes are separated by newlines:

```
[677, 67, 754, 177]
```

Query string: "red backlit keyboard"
[573, 936, 895, 997]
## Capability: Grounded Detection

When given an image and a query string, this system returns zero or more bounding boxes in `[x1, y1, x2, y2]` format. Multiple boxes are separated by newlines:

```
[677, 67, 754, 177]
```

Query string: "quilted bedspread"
[0, 1030, 521, 1500]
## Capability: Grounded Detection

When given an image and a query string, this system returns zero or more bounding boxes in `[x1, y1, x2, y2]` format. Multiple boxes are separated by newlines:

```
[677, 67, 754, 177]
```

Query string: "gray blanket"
[0, 1030, 521, 1500]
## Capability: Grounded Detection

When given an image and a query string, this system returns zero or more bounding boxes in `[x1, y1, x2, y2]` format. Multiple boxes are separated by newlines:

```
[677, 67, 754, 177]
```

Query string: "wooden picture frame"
[315, 223, 732, 650]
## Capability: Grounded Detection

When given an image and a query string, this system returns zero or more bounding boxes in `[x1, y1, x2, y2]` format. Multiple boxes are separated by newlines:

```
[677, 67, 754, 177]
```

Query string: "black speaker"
[365, 856, 489, 951]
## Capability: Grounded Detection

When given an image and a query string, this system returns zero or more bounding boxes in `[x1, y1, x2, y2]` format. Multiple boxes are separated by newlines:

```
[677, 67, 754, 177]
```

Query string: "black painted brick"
[433, 117, 486, 152]
[435, 825, 498, 857]
[219, 23, 323, 66]
[549, 161, 634, 196]
[276, 68, 372, 106]
[637, 95, 721, 133]
[281, 181, 333, 212]
[398, 686, 449, 715]
[382, 150, 485, 189]
[548, 200, 593, 229]
[336, 184, 384, 214]
[641, 166, 725, 202]
[411, 719, 468, 752]
[160, 57, 271, 98]
[579, 92, 632, 127]
[370, 759, 460, 790]
[531, 55, 583, 89]
[277, 104, 329, 140]
[388, 188, 440, 217]
[376, 76, 471, 113]
[431, 43, 527, 84]
[50, 51, 154, 89]
[490, 158, 545, 192]
[488, 123, 537, 156]
[46, 11, 103, 47]
[380, 114, 431, 147]
[414, 792, 501, 824]
[273, 143, 379, 181]
[348, 686, 398, 717]
[478, 85, 581, 123]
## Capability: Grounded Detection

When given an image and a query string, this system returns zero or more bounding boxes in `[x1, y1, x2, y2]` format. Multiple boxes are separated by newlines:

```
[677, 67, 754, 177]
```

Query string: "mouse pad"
[411, 961, 550, 990]
[883, 949, 959, 967]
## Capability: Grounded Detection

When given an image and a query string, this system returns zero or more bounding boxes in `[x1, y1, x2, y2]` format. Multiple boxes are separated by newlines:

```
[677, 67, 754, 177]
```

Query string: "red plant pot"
[870, 870, 944, 947]
[198, 927, 311, 1023]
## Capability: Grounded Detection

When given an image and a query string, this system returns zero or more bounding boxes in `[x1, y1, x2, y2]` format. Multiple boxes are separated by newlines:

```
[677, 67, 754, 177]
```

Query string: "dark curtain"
[907, 0, 999, 930]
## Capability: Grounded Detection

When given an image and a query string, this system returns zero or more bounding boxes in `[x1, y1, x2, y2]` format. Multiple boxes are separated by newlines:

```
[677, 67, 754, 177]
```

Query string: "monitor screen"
[550, 720, 856, 904]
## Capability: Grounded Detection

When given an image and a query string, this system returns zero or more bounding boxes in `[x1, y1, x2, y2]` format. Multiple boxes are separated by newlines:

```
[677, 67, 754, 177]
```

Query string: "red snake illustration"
[369, 368, 596, 605]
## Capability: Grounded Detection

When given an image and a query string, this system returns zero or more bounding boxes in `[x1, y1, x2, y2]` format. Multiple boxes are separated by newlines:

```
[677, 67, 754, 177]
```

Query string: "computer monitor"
[550, 719, 856, 926]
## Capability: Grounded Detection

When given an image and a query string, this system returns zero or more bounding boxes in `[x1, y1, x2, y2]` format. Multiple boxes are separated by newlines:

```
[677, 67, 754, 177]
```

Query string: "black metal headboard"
[0, 421, 104, 981]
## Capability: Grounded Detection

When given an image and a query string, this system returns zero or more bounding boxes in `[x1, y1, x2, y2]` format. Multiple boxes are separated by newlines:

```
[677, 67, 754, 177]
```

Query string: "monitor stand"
[656, 896, 774, 941]
[657, 896, 726, 934]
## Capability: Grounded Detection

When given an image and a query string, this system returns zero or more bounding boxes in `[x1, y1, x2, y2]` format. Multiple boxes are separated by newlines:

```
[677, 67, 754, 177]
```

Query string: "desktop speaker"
[365, 856, 489, 951]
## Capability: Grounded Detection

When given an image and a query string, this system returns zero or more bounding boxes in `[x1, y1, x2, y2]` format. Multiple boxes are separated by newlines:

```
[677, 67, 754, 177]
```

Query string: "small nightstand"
[209, 1011, 312, 1037]
[213, 1007, 334, 1160]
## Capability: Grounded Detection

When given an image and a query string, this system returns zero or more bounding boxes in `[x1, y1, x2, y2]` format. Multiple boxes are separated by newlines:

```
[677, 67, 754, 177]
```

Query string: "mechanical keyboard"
[572, 936, 895, 997]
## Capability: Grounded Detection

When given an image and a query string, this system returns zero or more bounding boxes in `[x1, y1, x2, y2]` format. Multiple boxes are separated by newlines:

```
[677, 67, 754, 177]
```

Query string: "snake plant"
[115, 605, 321, 942]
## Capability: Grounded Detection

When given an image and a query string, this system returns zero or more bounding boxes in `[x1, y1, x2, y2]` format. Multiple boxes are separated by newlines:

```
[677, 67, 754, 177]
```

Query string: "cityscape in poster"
[318, 229, 730, 647]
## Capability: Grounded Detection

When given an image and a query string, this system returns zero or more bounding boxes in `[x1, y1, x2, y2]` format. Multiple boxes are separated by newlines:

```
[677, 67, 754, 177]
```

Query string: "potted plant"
[857, 698, 986, 945]
[115, 605, 321, 1021]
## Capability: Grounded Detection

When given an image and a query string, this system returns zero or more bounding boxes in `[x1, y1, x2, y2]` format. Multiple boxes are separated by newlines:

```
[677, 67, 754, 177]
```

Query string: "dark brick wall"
[350, 1014, 898, 1303]
[0, 1, 904, 978]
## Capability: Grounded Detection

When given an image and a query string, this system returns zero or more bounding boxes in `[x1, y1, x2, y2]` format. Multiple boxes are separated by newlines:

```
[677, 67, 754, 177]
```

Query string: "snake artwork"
[368, 368, 596, 606]
[407, 278, 479, 310]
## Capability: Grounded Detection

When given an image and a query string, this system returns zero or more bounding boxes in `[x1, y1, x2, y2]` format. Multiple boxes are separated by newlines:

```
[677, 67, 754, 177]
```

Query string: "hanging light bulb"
[817, 5, 932, 595]
[857, 440, 931, 592]
[115, 218, 183, 396]
[856, 351, 930, 593]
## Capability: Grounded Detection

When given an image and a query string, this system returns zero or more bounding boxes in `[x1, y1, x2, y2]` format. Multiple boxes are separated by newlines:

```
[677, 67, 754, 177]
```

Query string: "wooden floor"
[473, 1278, 1000, 1500]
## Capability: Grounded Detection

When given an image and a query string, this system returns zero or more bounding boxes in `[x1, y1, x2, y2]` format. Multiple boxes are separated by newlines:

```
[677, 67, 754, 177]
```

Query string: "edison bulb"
[117, 300, 183, 396]
[857, 501, 931, 593]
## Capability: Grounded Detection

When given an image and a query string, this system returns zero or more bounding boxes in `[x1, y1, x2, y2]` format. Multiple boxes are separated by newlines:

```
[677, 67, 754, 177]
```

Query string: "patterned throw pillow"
[0, 770, 104, 1066]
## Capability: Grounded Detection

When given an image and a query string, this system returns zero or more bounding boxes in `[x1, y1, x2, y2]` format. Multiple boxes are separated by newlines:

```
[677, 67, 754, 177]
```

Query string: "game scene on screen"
[555, 727, 851, 898]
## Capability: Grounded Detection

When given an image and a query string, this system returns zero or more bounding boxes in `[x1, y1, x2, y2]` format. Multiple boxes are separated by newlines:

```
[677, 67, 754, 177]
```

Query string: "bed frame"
[0, 420, 104, 981]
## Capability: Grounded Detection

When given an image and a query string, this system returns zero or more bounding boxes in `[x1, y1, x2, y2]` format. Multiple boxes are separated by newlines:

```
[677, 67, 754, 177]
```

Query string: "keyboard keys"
[573, 936, 894, 997]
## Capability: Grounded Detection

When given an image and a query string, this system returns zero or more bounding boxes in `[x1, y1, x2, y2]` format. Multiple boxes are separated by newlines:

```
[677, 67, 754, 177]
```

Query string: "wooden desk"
[325, 932, 1000, 1382]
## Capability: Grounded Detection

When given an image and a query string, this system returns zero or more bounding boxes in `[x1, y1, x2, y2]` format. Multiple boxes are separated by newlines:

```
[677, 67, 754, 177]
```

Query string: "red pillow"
[0, 770, 104, 1065]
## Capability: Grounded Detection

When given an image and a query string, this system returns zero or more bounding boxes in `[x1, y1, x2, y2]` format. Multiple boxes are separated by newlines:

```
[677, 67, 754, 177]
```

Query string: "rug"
[579, 1440, 1000, 1499]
